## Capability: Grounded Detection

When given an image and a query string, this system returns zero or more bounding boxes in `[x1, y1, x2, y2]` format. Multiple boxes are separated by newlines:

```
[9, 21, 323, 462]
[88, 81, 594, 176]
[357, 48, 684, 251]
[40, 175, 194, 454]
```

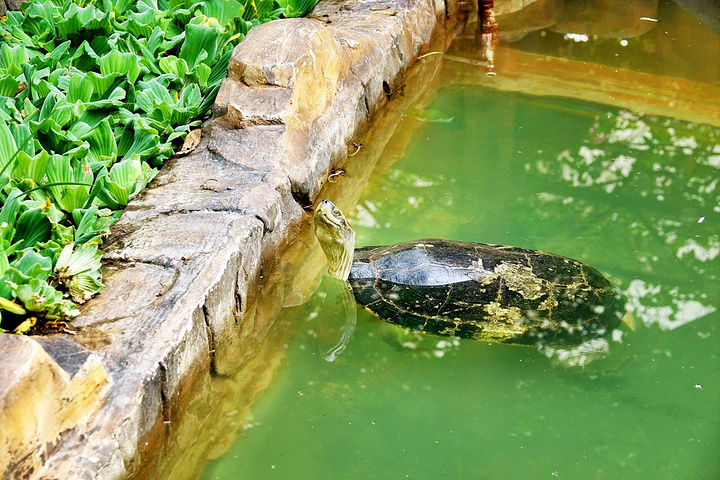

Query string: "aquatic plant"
[0, 0, 318, 333]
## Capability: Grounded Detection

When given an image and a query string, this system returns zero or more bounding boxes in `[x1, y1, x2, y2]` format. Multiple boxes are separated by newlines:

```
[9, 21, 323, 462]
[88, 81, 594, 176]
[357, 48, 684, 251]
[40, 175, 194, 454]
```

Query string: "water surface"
[202, 2, 720, 478]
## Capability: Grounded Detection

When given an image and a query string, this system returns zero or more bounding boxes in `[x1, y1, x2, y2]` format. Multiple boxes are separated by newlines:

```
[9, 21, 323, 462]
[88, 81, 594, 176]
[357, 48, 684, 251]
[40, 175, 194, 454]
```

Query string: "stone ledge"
[213, 0, 448, 202]
[0, 0, 460, 478]
[0, 335, 110, 478]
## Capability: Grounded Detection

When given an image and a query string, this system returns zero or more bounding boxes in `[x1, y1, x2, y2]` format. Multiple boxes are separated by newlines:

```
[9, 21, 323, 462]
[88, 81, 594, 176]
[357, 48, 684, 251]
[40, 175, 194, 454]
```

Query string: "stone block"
[55, 211, 272, 471]
[226, 19, 345, 126]
[215, 0, 443, 200]
[0, 335, 109, 478]
[212, 79, 293, 127]
[124, 148, 293, 234]
[103, 211, 261, 267]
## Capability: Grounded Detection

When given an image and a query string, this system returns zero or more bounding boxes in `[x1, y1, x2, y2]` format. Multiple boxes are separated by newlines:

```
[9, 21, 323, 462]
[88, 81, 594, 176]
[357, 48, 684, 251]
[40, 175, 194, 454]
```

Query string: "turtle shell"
[347, 239, 625, 347]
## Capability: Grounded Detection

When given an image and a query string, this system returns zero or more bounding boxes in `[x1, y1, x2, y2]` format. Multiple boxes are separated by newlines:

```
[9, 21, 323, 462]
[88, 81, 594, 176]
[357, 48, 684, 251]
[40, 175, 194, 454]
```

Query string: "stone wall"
[0, 0, 469, 478]
[1, 0, 22, 15]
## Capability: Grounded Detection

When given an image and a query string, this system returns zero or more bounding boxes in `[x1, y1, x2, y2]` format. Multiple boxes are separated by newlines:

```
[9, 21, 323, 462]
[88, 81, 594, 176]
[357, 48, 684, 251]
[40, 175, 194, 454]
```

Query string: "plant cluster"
[0, 0, 316, 333]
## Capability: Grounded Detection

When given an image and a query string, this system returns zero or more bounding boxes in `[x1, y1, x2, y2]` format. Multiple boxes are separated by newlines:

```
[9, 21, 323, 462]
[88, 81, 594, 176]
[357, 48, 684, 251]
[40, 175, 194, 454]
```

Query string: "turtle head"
[314, 199, 355, 281]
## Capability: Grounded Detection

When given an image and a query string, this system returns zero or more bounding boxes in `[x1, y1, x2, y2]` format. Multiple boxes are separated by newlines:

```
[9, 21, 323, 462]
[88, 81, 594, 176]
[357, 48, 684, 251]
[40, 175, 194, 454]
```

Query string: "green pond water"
[202, 19, 720, 480]
[202, 95, 719, 478]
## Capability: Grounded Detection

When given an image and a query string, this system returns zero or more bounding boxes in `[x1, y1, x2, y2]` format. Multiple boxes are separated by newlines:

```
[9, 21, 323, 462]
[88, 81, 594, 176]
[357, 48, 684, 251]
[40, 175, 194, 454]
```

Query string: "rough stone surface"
[0, 2, 6, 17]
[214, 0, 447, 201]
[0, 0, 461, 478]
[0, 335, 110, 479]
[121, 147, 291, 236]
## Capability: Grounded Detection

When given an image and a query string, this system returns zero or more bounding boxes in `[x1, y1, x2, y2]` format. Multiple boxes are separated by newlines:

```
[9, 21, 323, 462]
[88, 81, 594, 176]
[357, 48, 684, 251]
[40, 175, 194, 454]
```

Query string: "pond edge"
[0, 0, 471, 478]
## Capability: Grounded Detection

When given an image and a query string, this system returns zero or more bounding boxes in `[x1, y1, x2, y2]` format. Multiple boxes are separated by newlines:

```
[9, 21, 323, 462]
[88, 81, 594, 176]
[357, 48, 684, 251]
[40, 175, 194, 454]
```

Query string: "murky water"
[201, 2, 719, 479]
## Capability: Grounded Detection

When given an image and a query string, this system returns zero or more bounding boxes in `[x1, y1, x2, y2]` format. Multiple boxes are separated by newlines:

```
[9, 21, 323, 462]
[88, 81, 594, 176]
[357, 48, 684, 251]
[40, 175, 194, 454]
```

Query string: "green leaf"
[53, 242, 104, 303]
[107, 0, 136, 17]
[73, 206, 114, 243]
[159, 56, 189, 80]
[84, 118, 118, 165]
[12, 249, 53, 280]
[109, 157, 142, 190]
[55, 3, 109, 38]
[125, 9, 157, 38]
[0, 189, 23, 244]
[13, 150, 49, 185]
[179, 22, 220, 68]
[99, 49, 141, 84]
[0, 248, 9, 277]
[44, 155, 93, 211]
[46, 41, 72, 65]
[0, 297, 26, 316]
[0, 76, 21, 97]
[86, 72, 121, 99]
[15, 209, 52, 251]
[21, 1, 57, 44]
[67, 72, 95, 104]
[0, 119, 18, 176]
[10, 123, 34, 158]
[194, 62, 212, 87]
[122, 126, 159, 160]
[67, 121, 94, 141]
[68, 272, 104, 303]
[92, 175, 121, 210]
[55, 242, 102, 276]
[276, 0, 318, 18]
[202, 0, 244, 28]
[136, 78, 175, 119]
[59, 184, 91, 213]
[0, 44, 30, 71]
[14, 278, 65, 313]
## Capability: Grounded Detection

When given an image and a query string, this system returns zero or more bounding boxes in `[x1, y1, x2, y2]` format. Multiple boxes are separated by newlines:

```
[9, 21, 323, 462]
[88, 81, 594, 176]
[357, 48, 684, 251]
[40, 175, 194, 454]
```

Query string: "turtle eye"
[332, 209, 341, 217]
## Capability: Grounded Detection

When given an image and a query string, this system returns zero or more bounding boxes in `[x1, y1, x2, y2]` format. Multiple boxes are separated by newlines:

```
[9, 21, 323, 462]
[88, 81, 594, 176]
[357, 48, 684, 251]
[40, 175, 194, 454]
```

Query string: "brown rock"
[215, 0, 445, 201]
[0, 335, 110, 478]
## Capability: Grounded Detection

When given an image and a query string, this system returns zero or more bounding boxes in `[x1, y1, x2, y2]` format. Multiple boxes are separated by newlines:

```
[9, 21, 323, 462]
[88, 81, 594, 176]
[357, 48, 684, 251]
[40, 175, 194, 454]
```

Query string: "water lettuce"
[0, 0, 318, 333]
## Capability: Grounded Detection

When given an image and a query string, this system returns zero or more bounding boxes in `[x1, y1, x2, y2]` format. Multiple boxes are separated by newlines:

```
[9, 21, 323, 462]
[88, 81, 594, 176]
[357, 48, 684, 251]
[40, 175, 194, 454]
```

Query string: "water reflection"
[674, 0, 720, 33]
[494, 0, 720, 86]
[200, 2, 719, 478]
[550, 0, 660, 38]
[347, 81, 718, 368]
[526, 109, 719, 331]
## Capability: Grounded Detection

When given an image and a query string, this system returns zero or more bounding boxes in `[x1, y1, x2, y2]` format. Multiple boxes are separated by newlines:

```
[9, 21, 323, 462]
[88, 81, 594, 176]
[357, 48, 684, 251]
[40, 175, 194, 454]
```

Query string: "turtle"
[313, 199, 632, 348]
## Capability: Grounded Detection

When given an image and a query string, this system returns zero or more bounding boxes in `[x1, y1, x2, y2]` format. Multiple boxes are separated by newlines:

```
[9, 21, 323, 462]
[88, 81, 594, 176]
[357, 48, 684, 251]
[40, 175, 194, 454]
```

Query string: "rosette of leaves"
[53, 242, 103, 304]
[0, 189, 79, 333]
